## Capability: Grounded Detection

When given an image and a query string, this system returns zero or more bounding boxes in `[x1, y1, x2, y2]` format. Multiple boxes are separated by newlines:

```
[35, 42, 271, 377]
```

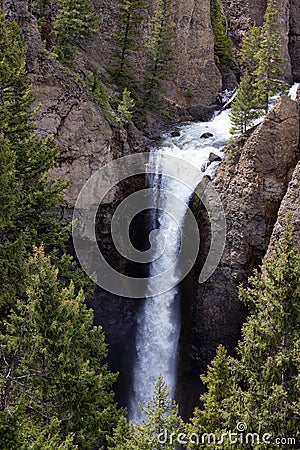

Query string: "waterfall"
[128, 109, 231, 423]
[128, 83, 299, 423]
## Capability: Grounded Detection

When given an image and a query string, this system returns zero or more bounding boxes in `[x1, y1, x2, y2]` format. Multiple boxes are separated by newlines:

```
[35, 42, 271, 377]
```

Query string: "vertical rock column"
[172, 0, 222, 116]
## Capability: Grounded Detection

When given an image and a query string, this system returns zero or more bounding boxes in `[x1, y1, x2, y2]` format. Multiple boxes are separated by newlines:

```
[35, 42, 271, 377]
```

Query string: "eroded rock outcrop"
[172, 0, 221, 117]
[178, 95, 300, 418]
[221, 0, 293, 83]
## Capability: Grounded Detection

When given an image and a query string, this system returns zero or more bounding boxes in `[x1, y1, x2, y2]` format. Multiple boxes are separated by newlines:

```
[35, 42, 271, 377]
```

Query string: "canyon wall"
[289, 0, 300, 81]
[178, 95, 300, 418]
[5, 0, 222, 196]
[86, 0, 222, 122]
[221, 0, 296, 83]
[266, 85, 300, 251]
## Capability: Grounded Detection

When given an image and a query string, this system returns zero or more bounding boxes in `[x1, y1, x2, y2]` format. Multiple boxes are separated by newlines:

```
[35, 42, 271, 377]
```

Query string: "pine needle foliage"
[239, 23, 261, 76]
[142, 0, 175, 111]
[0, 413, 77, 450]
[117, 88, 135, 124]
[108, 376, 184, 450]
[53, 0, 99, 62]
[86, 70, 116, 123]
[254, 0, 286, 112]
[236, 220, 300, 442]
[0, 247, 121, 450]
[230, 72, 261, 135]
[111, 0, 147, 89]
[186, 345, 238, 449]
[188, 220, 300, 449]
[230, 1, 287, 135]
[0, 14, 68, 313]
[210, 0, 235, 67]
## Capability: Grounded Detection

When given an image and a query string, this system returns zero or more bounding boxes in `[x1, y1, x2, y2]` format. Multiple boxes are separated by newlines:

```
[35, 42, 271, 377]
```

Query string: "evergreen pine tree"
[0, 412, 76, 450]
[0, 13, 67, 313]
[239, 23, 261, 76]
[188, 220, 300, 449]
[190, 346, 236, 432]
[254, 0, 286, 112]
[186, 346, 239, 449]
[0, 134, 17, 231]
[117, 88, 135, 123]
[230, 72, 261, 135]
[0, 247, 121, 450]
[0, 13, 65, 244]
[53, 0, 99, 62]
[28, 0, 55, 49]
[235, 220, 300, 446]
[109, 376, 184, 449]
[111, 0, 147, 88]
[0, 14, 91, 314]
[210, 0, 235, 67]
[142, 0, 175, 111]
[86, 70, 116, 123]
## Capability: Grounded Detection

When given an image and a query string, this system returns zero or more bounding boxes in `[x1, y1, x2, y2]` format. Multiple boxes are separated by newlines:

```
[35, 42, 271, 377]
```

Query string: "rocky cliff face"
[4, 0, 149, 219]
[266, 85, 300, 251]
[6, 0, 223, 203]
[84, 0, 222, 122]
[221, 0, 298, 83]
[289, 0, 300, 81]
[172, 0, 221, 117]
[267, 161, 300, 251]
[178, 95, 300, 418]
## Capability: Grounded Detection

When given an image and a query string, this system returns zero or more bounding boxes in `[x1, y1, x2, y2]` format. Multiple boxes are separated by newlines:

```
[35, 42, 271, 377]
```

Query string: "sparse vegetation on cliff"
[229, 72, 261, 135]
[254, 0, 287, 112]
[111, 0, 147, 89]
[210, 0, 235, 67]
[110, 0, 175, 119]
[141, 0, 175, 111]
[230, 0, 286, 135]
[53, 0, 99, 62]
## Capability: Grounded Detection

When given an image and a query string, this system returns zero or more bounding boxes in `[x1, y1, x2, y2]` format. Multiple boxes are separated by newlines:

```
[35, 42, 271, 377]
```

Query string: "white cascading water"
[128, 84, 299, 423]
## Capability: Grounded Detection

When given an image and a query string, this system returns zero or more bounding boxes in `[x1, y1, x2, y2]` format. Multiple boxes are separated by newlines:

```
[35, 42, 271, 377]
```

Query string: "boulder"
[201, 132, 214, 139]
[208, 152, 222, 162]
[171, 129, 181, 137]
